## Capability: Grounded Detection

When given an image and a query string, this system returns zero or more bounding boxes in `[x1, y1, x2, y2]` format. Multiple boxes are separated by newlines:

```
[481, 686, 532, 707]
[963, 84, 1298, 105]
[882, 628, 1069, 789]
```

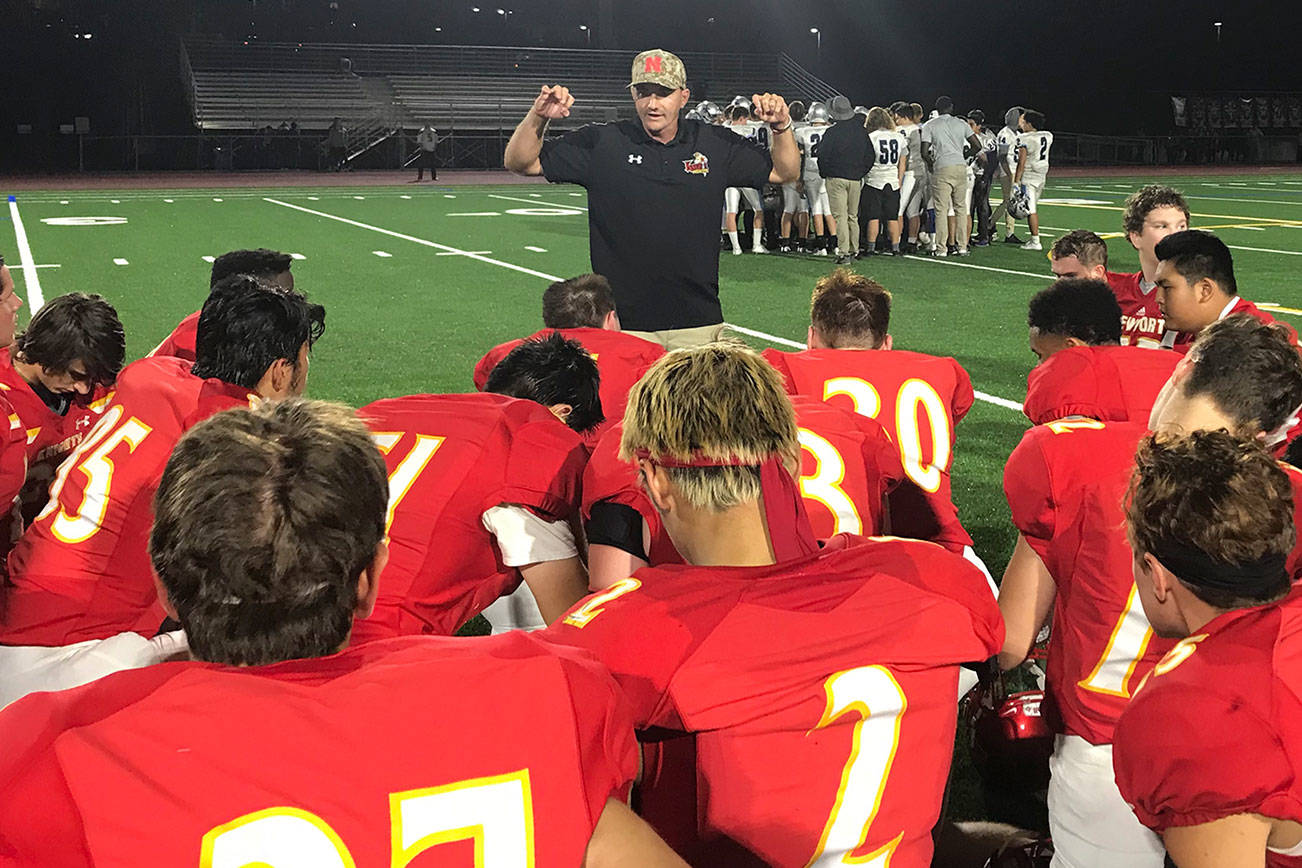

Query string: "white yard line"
[489, 193, 589, 211]
[724, 324, 1024, 413]
[263, 198, 564, 282]
[1225, 244, 1302, 257]
[7, 197, 45, 310]
[902, 255, 1051, 279]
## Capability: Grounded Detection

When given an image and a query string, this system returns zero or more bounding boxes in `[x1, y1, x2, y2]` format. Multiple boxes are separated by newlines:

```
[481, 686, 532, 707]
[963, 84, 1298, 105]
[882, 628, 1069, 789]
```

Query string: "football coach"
[504, 49, 799, 350]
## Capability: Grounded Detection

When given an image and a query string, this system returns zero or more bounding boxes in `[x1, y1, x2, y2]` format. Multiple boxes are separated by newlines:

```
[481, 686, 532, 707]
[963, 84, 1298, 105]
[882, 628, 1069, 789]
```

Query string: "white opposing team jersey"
[729, 120, 771, 152]
[998, 125, 1019, 174]
[968, 129, 995, 172]
[899, 123, 924, 174]
[865, 129, 903, 189]
[794, 124, 827, 178]
[1017, 130, 1053, 177]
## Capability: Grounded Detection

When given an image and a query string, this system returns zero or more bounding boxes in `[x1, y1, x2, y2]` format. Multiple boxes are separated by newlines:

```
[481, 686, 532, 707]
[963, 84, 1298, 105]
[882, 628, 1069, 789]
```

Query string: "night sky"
[4, 0, 1299, 136]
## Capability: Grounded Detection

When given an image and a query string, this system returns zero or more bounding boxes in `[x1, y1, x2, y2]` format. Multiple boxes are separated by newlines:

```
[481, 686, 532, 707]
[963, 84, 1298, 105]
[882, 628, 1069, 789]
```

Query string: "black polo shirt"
[540, 119, 771, 332]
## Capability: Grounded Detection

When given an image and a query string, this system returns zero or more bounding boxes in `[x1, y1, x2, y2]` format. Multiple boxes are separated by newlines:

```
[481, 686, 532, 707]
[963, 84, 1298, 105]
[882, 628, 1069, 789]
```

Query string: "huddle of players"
[694, 96, 1052, 257]
[0, 186, 1297, 867]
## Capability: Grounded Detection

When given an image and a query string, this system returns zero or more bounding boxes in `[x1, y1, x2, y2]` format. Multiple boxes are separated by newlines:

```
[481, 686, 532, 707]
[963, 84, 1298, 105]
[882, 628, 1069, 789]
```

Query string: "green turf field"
[5, 171, 1302, 828]
[8, 173, 1302, 578]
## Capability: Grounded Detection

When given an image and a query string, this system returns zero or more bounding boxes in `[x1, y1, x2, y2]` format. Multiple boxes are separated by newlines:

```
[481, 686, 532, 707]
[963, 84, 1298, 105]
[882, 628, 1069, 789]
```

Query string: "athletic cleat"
[813, 248, 829, 256]
[1021, 238, 1043, 251]
[947, 244, 958, 256]
[752, 246, 766, 254]
[955, 247, 970, 256]
[891, 248, 904, 256]
[972, 237, 991, 247]
[857, 248, 877, 258]
[834, 253, 854, 265]
[731, 247, 743, 256]
[1004, 233, 1026, 244]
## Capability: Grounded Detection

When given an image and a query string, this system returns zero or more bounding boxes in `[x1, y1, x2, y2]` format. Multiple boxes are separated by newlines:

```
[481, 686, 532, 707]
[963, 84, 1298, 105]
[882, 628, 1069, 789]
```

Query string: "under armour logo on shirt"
[628, 154, 643, 164]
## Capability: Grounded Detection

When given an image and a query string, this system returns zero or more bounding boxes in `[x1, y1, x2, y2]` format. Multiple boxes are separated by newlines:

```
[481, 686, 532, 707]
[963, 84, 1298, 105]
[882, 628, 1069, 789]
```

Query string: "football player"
[894, 102, 927, 253]
[1022, 277, 1180, 423]
[473, 273, 664, 443]
[1146, 316, 1302, 578]
[1000, 284, 1182, 868]
[355, 335, 595, 641]
[1049, 229, 1110, 281]
[0, 292, 124, 539]
[1115, 431, 1302, 868]
[582, 391, 904, 590]
[0, 399, 684, 867]
[861, 107, 906, 255]
[793, 101, 835, 255]
[543, 343, 1003, 866]
[722, 103, 769, 255]
[1011, 110, 1053, 251]
[149, 248, 295, 361]
[761, 270, 982, 566]
[1153, 229, 1294, 351]
[0, 275, 324, 646]
[778, 101, 811, 251]
[990, 106, 1025, 243]
[964, 110, 998, 246]
[1109, 184, 1191, 347]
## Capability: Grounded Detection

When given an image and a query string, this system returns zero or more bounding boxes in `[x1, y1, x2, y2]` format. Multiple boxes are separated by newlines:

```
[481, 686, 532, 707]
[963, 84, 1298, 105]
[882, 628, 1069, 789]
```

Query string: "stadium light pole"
[809, 28, 821, 66]
[579, 24, 591, 45]
[1213, 20, 1222, 43]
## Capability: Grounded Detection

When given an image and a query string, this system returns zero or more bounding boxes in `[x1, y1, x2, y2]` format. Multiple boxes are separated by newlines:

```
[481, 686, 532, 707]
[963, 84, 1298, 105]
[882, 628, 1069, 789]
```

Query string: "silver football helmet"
[696, 100, 724, 123]
[729, 95, 753, 114]
[806, 102, 830, 124]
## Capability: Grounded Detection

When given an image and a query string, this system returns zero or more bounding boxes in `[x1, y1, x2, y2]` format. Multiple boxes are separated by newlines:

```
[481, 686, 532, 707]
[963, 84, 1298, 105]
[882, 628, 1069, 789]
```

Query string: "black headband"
[1151, 543, 1288, 599]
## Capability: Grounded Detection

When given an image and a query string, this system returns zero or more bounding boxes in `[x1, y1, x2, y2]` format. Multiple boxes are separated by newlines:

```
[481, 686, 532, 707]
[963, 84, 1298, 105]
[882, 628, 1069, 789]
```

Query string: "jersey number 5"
[37, 404, 153, 544]
[201, 769, 533, 867]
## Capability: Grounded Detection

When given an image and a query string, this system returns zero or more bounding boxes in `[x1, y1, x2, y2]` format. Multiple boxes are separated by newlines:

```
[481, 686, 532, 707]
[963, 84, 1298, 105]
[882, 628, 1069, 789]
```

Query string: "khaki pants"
[991, 170, 1015, 237]
[625, 322, 727, 351]
[930, 164, 969, 252]
[825, 177, 863, 256]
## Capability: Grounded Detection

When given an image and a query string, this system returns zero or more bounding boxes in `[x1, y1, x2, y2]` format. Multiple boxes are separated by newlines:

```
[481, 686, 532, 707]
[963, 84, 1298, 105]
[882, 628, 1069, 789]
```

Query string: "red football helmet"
[966, 668, 1054, 793]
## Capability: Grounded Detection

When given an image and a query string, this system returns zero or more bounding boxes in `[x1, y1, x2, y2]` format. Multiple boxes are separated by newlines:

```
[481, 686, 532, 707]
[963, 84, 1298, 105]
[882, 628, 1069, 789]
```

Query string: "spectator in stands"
[503, 48, 798, 350]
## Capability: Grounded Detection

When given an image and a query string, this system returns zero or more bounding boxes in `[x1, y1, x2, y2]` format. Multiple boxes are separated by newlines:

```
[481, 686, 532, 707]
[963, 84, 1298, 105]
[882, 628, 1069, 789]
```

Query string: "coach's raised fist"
[533, 85, 575, 120]
[750, 93, 790, 127]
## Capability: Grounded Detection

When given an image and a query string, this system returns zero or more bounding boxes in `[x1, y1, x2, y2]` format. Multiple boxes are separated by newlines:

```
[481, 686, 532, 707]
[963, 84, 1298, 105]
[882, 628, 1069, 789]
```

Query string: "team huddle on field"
[692, 95, 1052, 261]
[0, 176, 1298, 867]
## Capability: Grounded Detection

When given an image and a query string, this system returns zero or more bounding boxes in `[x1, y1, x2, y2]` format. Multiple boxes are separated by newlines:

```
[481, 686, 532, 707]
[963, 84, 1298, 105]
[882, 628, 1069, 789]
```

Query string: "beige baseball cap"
[629, 49, 687, 90]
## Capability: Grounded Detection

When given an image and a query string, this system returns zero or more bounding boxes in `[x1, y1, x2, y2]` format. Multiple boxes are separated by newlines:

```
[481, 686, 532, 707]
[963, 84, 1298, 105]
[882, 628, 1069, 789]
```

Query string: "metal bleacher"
[182, 37, 841, 135]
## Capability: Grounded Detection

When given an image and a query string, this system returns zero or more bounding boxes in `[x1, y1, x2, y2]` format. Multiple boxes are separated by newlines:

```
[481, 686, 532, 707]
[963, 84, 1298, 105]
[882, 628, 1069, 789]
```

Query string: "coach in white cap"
[504, 49, 799, 350]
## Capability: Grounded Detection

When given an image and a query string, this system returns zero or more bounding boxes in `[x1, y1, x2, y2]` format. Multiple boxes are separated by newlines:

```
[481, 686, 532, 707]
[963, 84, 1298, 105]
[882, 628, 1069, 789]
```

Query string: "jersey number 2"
[806, 666, 907, 867]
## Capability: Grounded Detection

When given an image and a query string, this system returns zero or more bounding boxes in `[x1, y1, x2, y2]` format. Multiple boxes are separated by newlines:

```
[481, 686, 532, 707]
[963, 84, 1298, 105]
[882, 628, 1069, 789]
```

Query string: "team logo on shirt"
[682, 152, 709, 175]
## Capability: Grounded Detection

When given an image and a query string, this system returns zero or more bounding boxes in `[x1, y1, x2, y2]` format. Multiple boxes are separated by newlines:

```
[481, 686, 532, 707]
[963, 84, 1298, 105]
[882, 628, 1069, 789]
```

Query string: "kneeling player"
[1115, 431, 1302, 867]
[356, 333, 597, 641]
[545, 343, 1002, 866]
[0, 399, 684, 866]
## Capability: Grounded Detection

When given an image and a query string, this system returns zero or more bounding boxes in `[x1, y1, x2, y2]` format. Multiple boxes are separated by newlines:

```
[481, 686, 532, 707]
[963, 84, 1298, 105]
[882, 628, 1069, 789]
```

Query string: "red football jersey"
[1, 357, 257, 645]
[1004, 419, 1175, 744]
[544, 535, 1004, 867]
[473, 327, 664, 436]
[581, 399, 903, 561]
[1164, 298, 1298, 354]
[0, 395, 30, 555]
[581, 421, 683, 566]
[355, 393, 586, 641]
[763, 347, 975, 550]
[0, 346, 92, 461]
[0, 633, 638, 867]
[148, 310, 200, 362]
[1114, 587, 1302, 866]
[1022, 344, 1180, 426]
[1106, 271, 1166, 348]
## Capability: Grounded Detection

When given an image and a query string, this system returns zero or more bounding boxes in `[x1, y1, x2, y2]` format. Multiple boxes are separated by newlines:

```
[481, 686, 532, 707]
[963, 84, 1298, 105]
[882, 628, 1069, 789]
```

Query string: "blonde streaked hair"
[620, 341, 798, 511]
[865, 106, 895, 132]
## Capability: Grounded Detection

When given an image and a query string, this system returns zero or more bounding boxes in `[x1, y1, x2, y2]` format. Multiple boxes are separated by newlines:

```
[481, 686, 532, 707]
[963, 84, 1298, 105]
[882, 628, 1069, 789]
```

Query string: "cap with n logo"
[629, 49, 686, 90]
